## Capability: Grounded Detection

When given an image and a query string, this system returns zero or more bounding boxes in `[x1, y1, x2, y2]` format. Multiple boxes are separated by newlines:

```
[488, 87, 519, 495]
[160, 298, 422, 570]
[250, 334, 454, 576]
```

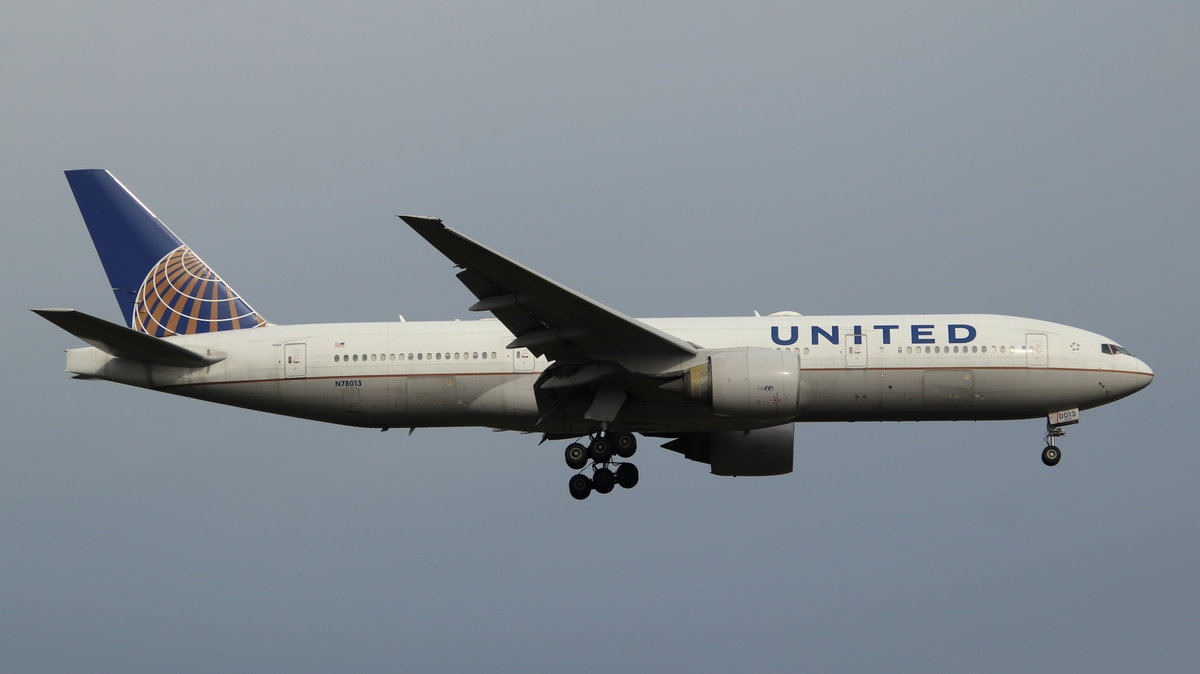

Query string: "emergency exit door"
[285, 343, 307, 378]
[1026, 334, 1048, 367]
[845, 333, 867, 368]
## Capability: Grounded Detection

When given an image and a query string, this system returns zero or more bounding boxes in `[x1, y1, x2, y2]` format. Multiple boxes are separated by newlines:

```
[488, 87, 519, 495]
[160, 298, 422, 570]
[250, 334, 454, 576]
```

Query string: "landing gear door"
[285, 343, 307, 378]
[1026, 334, 1048, 367]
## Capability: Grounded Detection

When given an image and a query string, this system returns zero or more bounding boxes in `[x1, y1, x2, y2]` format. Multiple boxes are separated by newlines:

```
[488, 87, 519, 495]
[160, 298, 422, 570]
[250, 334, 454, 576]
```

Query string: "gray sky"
[3, 2, 1198, 672]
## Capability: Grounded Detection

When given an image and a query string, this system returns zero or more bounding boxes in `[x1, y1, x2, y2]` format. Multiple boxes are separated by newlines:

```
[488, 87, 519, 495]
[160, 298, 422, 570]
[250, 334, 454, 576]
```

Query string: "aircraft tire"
[1041, 446, 1061, 467]
[565, 443, 588, 470]
[569, 474, 593, 500]
[614, 432, 637, 458]
[589, 438, 612, 463]
[616, 463, 639, 489]
[593, 467, 616, 494]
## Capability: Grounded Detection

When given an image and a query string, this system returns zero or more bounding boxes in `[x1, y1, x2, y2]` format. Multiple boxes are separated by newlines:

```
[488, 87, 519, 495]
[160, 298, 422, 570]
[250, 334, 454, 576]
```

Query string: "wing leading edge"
[399, 216, 697, 365]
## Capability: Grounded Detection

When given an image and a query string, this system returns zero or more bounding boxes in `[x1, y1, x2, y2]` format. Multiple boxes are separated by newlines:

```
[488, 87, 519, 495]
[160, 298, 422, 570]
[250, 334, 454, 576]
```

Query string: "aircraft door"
[284, 343, 306, 378]
[514, 348, 535, 372]
[1026, 334, 1048, 367]
[845, 333, 867, 368]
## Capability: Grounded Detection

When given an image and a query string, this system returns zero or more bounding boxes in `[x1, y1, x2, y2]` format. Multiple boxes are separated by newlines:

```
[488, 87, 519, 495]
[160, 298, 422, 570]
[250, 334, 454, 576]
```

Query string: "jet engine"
[662, 424, 795, 476]
[673, 348, 806, 420]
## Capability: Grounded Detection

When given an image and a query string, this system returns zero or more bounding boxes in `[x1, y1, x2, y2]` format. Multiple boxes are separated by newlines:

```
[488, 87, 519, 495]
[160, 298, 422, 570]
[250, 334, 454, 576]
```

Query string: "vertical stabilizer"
[64, 169, 267, 336]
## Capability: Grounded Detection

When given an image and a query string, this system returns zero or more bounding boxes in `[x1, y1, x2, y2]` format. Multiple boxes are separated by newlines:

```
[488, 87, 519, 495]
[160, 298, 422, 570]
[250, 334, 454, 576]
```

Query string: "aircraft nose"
[1133, 357, 1154, 391]
[1123, 354, 1152, 395]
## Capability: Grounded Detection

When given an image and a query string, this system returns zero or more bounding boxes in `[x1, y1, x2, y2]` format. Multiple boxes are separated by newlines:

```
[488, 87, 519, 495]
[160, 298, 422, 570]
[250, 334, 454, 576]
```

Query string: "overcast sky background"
[3, 2, 1197, 672]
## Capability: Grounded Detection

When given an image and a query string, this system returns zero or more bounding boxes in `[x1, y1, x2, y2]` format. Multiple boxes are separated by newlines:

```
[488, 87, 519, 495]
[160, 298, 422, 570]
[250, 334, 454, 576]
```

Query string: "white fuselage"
[63, 313, 1153, 434]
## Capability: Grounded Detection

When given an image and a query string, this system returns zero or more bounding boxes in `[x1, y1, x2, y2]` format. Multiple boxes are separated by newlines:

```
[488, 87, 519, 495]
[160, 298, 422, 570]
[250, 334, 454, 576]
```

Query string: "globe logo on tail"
[133, 245, 267, 337]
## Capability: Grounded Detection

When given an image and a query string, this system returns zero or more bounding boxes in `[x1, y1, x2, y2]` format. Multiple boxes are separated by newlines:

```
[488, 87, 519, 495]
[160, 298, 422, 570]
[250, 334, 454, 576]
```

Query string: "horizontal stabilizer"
[32, 308, 224, 368]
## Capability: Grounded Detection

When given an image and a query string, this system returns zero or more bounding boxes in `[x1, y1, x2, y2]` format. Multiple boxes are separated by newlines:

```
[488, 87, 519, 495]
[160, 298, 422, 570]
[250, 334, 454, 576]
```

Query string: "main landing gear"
[566, 431, 639, 500]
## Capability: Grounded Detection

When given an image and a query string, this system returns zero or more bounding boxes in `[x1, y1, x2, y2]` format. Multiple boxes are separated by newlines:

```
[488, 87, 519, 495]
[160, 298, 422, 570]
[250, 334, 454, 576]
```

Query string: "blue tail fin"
[65, 169, 268, 337]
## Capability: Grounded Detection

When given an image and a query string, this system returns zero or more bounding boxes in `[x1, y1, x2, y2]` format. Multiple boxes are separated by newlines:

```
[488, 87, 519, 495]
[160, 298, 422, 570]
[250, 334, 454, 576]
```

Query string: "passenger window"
[436, 353, 442, 360]
[334, 354, 340, 362]
[455, 352, 460, 360]
[352, 354, 358, 362]
[999, 346, 1005, 353]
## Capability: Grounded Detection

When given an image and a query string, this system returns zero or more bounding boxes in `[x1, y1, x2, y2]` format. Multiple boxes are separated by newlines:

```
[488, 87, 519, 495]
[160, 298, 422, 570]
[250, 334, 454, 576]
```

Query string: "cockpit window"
[1101, 343, 1134, 356]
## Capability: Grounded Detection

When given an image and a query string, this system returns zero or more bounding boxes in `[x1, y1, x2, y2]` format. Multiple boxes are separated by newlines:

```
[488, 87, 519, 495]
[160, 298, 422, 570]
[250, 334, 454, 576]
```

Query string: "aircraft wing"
[399, 216, 697, 363]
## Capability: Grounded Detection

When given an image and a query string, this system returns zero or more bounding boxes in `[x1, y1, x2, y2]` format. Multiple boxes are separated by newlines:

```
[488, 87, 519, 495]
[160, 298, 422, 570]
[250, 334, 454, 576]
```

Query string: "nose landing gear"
[1041, 443, 1061, 467]
[1041, 410, 1077, 467]
[565, 431, 638, 500]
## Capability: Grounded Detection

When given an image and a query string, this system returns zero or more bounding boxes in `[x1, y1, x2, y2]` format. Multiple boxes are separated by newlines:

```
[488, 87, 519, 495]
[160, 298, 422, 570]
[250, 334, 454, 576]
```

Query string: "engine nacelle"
[663, 424, 795, 476]
[679, 347, 805, 420]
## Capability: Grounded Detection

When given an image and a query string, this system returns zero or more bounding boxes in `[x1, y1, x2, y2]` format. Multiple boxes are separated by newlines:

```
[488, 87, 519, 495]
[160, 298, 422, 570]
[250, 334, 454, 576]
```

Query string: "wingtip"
[397, 215, 444, 229]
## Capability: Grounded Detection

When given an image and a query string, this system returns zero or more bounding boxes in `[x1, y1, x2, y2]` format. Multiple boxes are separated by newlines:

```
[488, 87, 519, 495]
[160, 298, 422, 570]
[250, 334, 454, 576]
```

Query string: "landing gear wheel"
[589, 437, 612, 463]
[564, 442, 588, 470]
[1041, 445, 1061, 467]
[614, 432, 637, 458]
[568, 474, 593, 500]
[593, 467, 616, 494]
[616, 463, 639, 489]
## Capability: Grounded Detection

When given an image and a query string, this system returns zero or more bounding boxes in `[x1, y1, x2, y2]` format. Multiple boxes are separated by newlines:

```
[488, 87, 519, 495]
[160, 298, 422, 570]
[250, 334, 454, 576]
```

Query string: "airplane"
[36, 169, 1154, 499]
